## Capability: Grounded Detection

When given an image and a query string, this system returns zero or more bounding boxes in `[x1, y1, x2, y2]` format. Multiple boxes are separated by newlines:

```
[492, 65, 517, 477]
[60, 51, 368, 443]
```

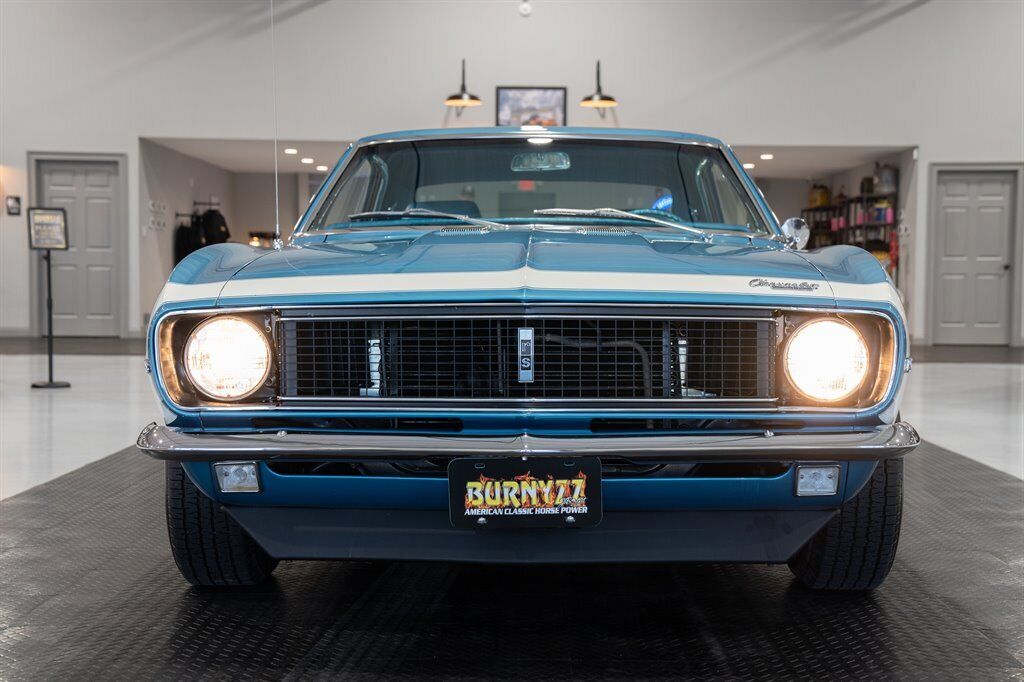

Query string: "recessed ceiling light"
[759, 153, 774, 160]
[743, 163, 756, 170]
[284, 148, 297, 155]
[315, 165, 329, 172]
[300, 157, 314, 164]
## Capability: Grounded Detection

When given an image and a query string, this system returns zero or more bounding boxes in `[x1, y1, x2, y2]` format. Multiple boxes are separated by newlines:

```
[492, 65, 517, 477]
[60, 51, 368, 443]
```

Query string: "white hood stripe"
[155, 267, 900, 310]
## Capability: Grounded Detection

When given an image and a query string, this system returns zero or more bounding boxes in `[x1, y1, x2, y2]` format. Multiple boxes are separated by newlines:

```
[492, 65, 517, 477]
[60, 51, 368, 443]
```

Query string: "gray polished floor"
[901, 362, 1024, 478]
[0, 336, 145, 356]
[0, 354, 160, 498]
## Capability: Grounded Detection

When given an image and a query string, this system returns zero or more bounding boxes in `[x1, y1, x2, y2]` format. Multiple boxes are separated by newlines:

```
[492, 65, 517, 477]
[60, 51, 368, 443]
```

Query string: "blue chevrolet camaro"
[139, 127, 918, 590]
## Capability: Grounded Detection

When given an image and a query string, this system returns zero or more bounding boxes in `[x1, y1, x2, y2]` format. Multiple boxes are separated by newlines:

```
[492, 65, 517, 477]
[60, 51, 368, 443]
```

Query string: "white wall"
[2, 0, 1022, 341]
[232, 172, 299, 243]
[138, 140, 235, 323]
[755, 178, 812, 224]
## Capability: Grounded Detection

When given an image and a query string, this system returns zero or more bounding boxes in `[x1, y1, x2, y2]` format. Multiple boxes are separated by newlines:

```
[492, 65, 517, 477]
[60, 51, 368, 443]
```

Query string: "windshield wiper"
[534, 207, 712, 242]
[349, 208, 506, 231]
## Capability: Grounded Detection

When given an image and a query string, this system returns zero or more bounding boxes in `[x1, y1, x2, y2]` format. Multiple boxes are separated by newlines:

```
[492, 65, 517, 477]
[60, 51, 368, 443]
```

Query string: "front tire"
[165, 461, 278, 587]
[788, 458, 903, 591]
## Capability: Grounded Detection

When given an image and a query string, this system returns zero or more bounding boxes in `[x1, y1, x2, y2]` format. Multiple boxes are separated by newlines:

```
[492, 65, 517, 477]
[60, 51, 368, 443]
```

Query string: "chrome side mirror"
[780, 217, 810, 250]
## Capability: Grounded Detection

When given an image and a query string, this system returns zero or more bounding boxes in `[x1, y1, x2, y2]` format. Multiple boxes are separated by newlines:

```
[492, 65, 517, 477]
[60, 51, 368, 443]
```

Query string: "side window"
[678, 147, 767, 232]
[333, 163, 372, 213]
[316, 154, 389, 226]
[693, 156, 760, 228]
[693, 158, 726, 223]
[710, 163, 760, 228]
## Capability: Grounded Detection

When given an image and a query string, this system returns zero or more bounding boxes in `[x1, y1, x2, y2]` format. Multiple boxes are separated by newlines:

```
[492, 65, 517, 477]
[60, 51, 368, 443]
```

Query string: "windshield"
[306, 138, 770, 234]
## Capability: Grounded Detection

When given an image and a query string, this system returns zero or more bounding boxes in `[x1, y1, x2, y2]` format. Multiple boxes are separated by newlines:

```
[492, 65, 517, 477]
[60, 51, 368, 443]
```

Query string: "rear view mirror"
[511, 152, 570, 172]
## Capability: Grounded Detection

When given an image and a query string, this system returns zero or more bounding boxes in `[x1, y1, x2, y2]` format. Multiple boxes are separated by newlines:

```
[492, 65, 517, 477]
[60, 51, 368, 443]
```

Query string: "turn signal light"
[214, 462, 261, 493]
[796, 465, 840, 496]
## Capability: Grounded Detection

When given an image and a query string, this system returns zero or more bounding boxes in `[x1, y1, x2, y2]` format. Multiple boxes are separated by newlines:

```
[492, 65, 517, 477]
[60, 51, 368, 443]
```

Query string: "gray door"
[933, 172, 1016, 345]
[37, 160, 122, 336]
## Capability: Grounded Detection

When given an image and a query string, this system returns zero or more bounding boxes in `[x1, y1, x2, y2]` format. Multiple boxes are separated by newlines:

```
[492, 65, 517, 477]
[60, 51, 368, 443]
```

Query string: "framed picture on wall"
[27, 207, 69, 250]
[496, 87, 567, 126]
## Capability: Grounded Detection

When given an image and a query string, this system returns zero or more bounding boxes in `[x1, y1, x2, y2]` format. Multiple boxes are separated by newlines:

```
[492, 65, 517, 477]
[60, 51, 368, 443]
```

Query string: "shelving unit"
[801, 191, 899, 280]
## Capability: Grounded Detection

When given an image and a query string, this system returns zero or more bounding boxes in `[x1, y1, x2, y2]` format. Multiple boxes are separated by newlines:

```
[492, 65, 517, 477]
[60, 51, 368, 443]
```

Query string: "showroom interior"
[0, 0, 1022, 678]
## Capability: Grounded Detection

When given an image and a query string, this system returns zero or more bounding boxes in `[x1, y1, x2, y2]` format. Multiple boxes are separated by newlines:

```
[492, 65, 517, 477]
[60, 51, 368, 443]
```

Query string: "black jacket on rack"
[173, 213, 205, 265]
[172, 208, 231, 265]
[200, 209, 230, 246]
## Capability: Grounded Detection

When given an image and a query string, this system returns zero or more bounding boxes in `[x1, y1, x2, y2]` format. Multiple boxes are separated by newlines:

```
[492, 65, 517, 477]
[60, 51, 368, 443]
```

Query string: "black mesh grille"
[279, 317, 775, 401]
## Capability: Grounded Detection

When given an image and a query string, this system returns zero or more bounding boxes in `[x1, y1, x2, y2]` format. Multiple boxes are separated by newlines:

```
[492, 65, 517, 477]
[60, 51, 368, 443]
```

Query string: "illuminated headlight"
[784, 319, 869, 402]
[184, 316, 271, 400]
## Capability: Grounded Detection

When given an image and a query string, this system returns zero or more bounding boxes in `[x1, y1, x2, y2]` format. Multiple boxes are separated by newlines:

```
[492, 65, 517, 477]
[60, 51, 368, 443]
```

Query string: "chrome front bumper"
[137, 421, 919, 462]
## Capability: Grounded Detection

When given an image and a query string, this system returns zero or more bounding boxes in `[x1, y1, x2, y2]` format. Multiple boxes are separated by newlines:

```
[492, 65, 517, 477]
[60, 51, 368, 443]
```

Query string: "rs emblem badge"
[518, 328, 534, 383]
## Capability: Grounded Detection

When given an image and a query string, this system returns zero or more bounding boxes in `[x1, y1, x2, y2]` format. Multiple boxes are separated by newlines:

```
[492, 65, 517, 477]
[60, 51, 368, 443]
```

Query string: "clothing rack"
[173, 201, 231, 265]
[176, 199, 221, 221]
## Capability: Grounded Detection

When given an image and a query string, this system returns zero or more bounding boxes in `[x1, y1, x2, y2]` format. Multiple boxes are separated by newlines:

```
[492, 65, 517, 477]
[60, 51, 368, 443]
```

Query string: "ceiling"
[732, 145, 912, 180]
[148, 137, 911, 180]
[147, 137, 350, 173]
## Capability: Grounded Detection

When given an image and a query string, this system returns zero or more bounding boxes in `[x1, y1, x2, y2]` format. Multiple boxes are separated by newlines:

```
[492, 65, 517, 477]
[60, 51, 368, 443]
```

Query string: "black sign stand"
[31, 249, 70, 389]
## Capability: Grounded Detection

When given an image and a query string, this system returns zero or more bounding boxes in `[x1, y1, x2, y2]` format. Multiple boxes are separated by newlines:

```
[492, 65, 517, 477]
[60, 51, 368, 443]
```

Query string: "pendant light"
[444, 59, 481, 115]
[580, 60, 617, 118]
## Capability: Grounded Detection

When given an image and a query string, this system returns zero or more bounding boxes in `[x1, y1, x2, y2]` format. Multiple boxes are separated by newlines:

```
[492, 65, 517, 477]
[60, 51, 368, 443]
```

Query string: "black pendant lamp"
[580, 60, 617, 117]
[444, 59, 482, 115]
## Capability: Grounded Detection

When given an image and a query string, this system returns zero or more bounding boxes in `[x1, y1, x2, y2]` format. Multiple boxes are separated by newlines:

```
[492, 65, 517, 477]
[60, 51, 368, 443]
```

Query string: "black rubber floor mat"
[1, 441, 1021, 679]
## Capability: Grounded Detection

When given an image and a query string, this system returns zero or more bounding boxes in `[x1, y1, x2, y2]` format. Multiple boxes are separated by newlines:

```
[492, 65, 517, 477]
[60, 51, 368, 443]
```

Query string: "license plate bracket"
[448, 457, 603, 529]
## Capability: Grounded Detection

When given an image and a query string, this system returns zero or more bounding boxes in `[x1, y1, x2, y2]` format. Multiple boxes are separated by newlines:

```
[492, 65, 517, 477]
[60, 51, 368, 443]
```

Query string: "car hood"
[211, 230, 852, 307]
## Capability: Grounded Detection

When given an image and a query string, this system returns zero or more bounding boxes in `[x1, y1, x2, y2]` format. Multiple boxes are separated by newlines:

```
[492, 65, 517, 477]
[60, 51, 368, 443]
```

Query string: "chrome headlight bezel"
[778, 311, 899, 410]
[156, 310, 277, 407]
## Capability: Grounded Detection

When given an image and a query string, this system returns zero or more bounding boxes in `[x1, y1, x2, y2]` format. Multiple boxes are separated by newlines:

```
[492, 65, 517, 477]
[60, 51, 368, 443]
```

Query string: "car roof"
[356, 127, 725, 147]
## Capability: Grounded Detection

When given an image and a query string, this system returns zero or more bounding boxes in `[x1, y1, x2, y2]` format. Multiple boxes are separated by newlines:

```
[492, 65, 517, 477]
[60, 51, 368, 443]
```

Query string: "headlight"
[184, 316, 271, 401]
[784, 319, 869, 403]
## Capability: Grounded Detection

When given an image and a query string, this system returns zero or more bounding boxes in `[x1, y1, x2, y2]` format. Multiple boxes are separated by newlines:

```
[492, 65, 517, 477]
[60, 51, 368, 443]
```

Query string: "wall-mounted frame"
[496, 87, 567, 127]
[27, 207, 69, 250]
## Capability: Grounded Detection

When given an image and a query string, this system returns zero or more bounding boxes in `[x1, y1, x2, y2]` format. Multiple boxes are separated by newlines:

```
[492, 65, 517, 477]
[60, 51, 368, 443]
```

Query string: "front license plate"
[448, 457, 602, 529]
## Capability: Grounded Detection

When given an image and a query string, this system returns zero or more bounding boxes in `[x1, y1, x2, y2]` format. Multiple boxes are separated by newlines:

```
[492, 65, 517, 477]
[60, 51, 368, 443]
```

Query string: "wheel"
[788, 458, 903, 591]
[165, 461, 278, 587]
